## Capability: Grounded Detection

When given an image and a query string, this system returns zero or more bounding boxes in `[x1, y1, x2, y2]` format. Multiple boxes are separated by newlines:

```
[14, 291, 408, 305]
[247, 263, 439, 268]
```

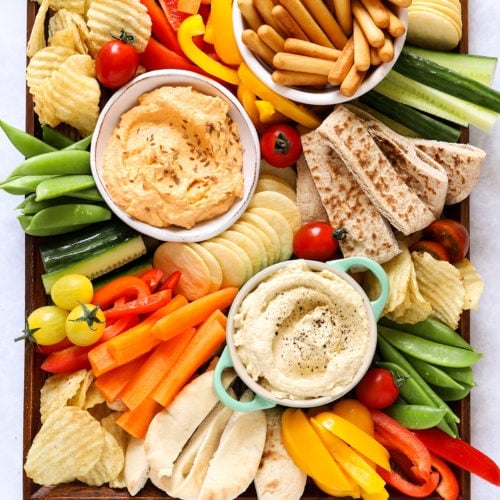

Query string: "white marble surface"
[0, 1, 498, 499]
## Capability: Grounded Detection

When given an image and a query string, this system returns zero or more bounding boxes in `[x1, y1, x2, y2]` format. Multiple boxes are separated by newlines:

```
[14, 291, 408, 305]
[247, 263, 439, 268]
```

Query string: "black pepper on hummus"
[232, 260, 371, 400]
[101, 85, 244, 229]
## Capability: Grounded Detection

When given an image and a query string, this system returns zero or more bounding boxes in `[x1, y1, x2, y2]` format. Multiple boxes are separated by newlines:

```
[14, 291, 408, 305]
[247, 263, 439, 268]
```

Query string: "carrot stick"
[106, 294, 189, 366]
[119, 327, 197, 411]
[150, 287, 238, 341]
[151, 310, 228, 407]
[95, 354, 149, 403]
[88, 343, 118, 377]
[115, 396, 163, 439]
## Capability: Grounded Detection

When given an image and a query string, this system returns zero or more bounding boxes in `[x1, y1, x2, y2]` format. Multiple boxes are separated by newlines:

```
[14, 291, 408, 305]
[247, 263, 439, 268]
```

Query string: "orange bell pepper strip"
[310, 417, 388, 496]
[281, 408, 360, 497]
[210, 0, 243, 66]
[92, 275, 151, 310]
[237, 63, 322, 129]
[314, 411, 391, 471]
[177, 14, 240, 85]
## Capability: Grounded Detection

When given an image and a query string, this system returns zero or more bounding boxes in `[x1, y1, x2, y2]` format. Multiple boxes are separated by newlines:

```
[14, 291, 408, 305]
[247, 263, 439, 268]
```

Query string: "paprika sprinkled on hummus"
[101, 85, 244, 229]
[232, 260, 371, 400]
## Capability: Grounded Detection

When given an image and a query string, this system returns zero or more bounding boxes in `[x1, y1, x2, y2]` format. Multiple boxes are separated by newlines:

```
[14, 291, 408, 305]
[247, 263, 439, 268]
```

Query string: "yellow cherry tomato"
[50, 273, 94, 311]
[22, 305, 68, 346]
[65, 303, 106, 346]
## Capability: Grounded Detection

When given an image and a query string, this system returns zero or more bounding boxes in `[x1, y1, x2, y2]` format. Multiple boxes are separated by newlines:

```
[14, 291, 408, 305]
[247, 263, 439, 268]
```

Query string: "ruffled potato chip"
[48, 9, 90, 53]
[25, 406, 105, 485]
[27, 0, 50, 57]
[454, 258, 484, 310]
[35, 0, 88, 15]
[86, 0, 151, 56]
[412, 251, 465, 330]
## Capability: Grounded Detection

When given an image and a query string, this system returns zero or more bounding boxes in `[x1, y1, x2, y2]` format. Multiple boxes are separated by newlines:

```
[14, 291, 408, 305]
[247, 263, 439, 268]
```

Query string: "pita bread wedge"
[301, 130, 400, 264]
[196, 390, 267, 499]
[318, 105, 436, 235]
[344, 104, 449, 217]
[124, 437, 149, 496]
[144, 369, 236, 483]
[254, 407, 307, 500]
[409, 138, 486, 204]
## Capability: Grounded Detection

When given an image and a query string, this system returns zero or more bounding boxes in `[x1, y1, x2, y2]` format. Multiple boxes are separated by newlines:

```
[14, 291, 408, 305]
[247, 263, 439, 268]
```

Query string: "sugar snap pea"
[35, 174, 96, 201]
[41, 125, 75, 149]
[431, 383, 475, 402]
[404, 354, 466, 390]
[6, 150, 91, 179]
[385, 404, 447, 430]
[377, 332, 460, 436]
[376, 360, 456, 436]
[64, 186, 104, 202]
[23, 204, 112, 236]
[440, 365, 476, 387]
[378, 325, 482, 368]
[16, 193, 103, 215]
[379, 317, 474, 351]
[0, 119, 56, 157]
[0, 175, 59, 195]
[62, 133, 93, 151]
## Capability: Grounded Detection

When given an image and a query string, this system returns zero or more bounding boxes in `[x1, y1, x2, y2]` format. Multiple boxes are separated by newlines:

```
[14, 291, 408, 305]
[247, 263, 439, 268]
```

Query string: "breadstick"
[253, 0, 285, 35]
[360, 0, 390, 28]
[257, 24, 286, 53]
[387, 9, 406, 37]
[340, 64, 367, 96]
[385, 0, 412, 7]
[353, 18, 371, 71]
[370, 45, 382, 65]
[300, 0, 349, 49]
[279, 0, 335, 48]
[237, 0, 264, 32]
[333, 0, 353, 36]
[242, 29, 277, 67]
[272, 69, 330, 86]
[284, 38, 341, 61]
[328, 36, 354, 85]
[351, 0, 385, 47]
[377, 33, 394, 62]
[273, 52, 335, 75]
[271, 5, 309, 41]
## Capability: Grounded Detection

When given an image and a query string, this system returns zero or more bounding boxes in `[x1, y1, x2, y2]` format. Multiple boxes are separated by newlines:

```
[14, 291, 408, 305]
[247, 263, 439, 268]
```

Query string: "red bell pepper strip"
[430, 453, 460, 500]
[34, 337, 74, 355]
[140, 0, 183, 55]
[41, 315, 138, 373]
[370, 409, 433, 481]
[413, 428, 500, 486]
[139, 37, 205, 74]
[103, 289, 172, 321]
[139, 268, 165, 293]
[157, 270, 181, 293]
[92, 275, 151, 311]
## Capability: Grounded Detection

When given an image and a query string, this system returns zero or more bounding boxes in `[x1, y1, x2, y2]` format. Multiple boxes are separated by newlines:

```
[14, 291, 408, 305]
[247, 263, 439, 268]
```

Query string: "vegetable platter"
[5, 0, 496, 498]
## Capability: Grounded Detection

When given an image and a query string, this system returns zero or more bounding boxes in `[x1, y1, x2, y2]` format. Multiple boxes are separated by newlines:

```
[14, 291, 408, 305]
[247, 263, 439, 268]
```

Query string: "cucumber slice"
[394, 50, 500, 113]
[403, 45, 498, 86]
[375, 71, 498, 131]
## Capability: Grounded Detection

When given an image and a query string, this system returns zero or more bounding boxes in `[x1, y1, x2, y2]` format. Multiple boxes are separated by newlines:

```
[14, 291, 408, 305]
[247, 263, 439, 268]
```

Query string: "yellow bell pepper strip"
[238, 63, 322, 129]
[177, 14, 240, 85]
[210, 0, 243, 66]
[203, 8, 215, 44]
[314, 411, 391, 471]
[311, 417, 388, 495]
[236, 83, 263, 129]
[255, 99, 289, 124]
[281, 408, 358, 496]
[331, 398, 375, 436]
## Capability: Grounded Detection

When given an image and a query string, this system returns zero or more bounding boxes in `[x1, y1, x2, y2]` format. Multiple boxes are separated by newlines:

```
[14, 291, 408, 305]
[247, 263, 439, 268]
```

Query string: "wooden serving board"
[22, 0, 471, 498]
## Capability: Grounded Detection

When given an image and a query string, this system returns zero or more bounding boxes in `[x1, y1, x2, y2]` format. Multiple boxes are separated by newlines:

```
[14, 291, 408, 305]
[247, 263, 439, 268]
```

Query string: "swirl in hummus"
[233, 261, 371, 400]
[101, 85, 244, 229]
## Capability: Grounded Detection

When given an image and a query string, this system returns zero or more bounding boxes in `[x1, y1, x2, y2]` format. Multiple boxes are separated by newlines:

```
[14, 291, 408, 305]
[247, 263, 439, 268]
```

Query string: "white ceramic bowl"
[90, 70, 260, 242]
[232, 2, 408, 106]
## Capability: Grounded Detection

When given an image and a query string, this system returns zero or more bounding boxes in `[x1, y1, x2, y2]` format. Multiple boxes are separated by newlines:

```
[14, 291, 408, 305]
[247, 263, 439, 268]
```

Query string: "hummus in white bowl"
[233, 260, 371, 400]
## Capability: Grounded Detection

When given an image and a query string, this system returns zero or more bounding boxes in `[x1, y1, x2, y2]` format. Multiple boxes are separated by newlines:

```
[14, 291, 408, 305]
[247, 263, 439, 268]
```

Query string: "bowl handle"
[326, 256, 389, 320]
[213, 347, 277, 412]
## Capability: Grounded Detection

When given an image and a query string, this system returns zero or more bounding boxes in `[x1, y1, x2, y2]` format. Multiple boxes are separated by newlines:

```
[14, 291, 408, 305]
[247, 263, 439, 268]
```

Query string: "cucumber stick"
[375, 71, 498, 131]
[395, 51, 500, 112]
[403, 46, 498, 86]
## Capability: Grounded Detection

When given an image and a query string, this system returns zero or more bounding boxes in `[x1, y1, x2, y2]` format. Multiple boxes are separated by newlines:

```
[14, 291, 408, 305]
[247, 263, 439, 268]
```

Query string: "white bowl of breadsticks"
[233, 0, 409, 106]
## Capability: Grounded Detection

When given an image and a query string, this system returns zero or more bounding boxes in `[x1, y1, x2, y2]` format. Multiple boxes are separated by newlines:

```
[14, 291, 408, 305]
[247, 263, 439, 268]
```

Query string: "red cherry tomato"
[95, 30, 139, 89]
[292, 221, 341, 261]
[355, 368, 400, 409]
[259, 123, 302, 168]
[423, 219, 470, 263]
[409, 240, 451, 261]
